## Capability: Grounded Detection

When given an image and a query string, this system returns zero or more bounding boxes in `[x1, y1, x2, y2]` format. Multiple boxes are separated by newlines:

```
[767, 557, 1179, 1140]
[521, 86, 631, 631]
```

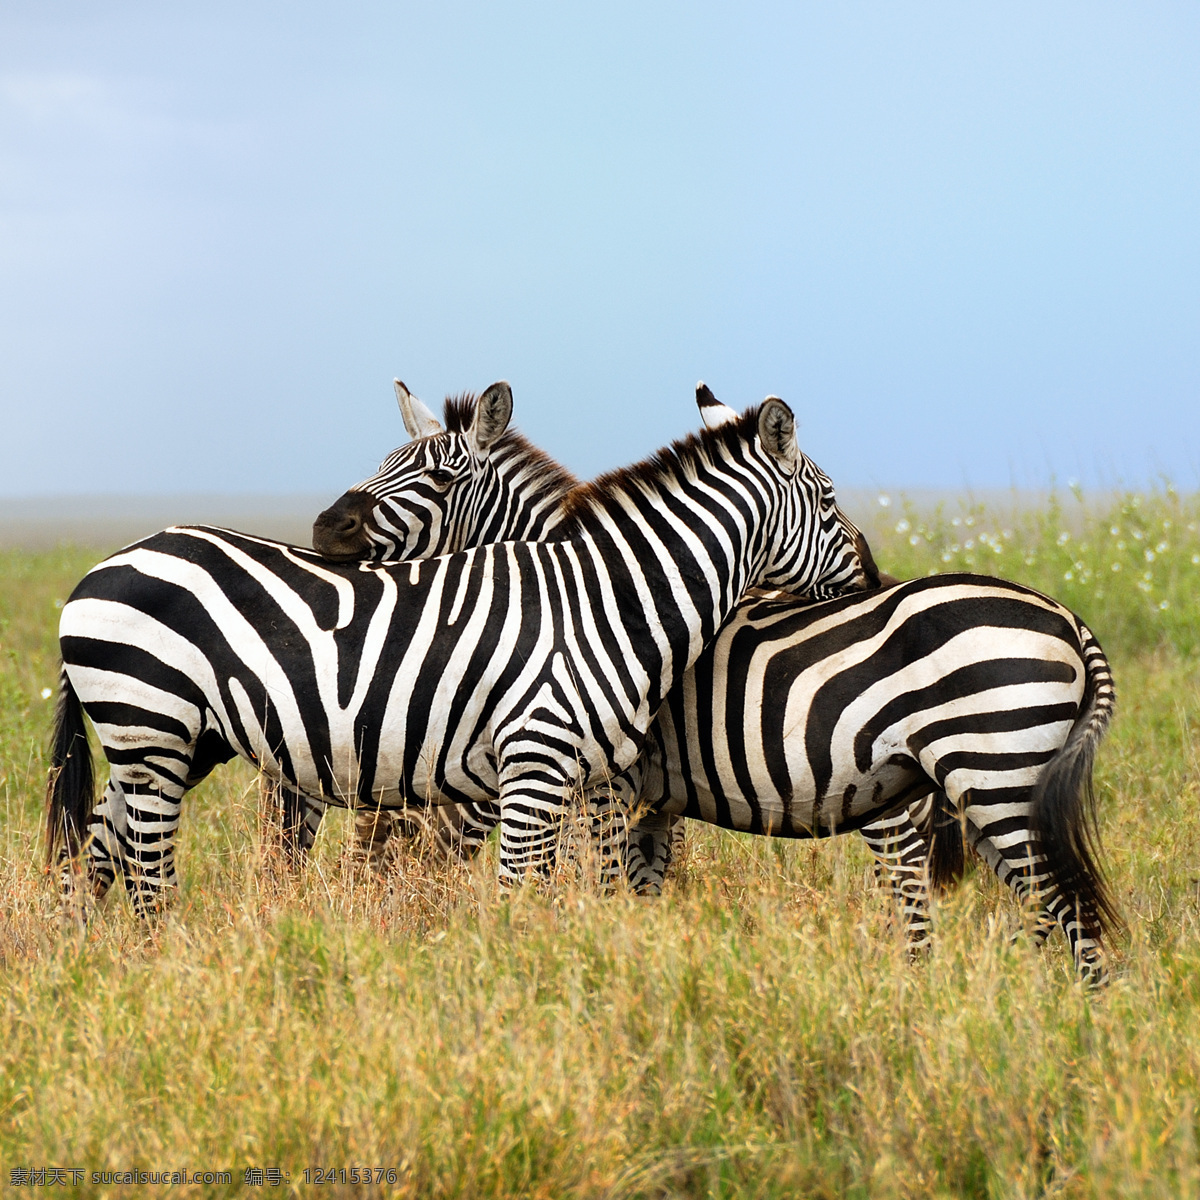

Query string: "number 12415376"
[303, 1167, 399, 1185]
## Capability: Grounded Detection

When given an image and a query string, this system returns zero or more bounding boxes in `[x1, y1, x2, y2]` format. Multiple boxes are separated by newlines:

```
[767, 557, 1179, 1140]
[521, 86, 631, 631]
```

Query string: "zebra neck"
[465, 446, 578, 545]
[569, 511, 753, 714]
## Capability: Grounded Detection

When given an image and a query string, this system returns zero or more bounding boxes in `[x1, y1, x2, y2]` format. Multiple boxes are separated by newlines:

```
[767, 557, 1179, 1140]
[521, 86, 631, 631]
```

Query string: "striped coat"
[617, 575, 1116, 981]
[47, 399, 875, 910]
[310, 384, 1117, 980]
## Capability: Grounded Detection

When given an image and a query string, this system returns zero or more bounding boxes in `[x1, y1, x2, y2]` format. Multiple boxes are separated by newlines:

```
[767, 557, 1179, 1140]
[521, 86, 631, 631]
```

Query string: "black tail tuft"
[1029, 627, 1120, 941]
[927, 791, 966, 892]
[45, 667, 95, 866]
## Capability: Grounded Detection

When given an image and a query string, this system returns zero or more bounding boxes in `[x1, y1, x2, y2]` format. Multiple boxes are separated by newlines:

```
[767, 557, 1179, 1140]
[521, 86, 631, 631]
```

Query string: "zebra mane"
[442, 394, 479, 434]
[443, 391, 580, 502]
[560, 404, 768, 527]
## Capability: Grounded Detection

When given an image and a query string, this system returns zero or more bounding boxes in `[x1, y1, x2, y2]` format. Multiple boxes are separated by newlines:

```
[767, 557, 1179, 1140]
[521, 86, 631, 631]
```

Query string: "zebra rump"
[924, 622, 1117, 944]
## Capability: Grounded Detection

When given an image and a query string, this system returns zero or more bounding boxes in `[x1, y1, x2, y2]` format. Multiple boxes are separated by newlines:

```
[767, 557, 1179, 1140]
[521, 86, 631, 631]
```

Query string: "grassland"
[1, 492, 1199, 1198]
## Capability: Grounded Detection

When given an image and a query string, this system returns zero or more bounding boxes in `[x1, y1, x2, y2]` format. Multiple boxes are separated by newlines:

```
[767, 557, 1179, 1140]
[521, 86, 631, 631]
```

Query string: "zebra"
[46, 393, 875, 912]
[313, 385, 1118, 981]
[604, 396, 1118, 982]
[51, 378, 572, 894]
[610, 573, 1118, 983]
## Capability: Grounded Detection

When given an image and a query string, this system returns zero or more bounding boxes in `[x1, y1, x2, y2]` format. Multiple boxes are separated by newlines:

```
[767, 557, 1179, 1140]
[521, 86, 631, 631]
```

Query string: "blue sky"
[1, 2, 1197, 497]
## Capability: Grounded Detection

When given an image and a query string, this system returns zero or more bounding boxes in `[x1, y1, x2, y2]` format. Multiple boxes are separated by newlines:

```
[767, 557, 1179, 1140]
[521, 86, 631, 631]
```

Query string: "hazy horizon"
[0, 482, 1141, 554]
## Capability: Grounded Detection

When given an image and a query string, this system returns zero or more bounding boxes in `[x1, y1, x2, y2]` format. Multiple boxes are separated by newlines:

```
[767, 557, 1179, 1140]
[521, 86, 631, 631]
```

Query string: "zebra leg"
[961, 805, 1107, 987]
[960, 816, 1056, 941]
[351, 801, 502, 870]
[576, 785, 638, 891]
[352, 808, 398, 870]
[85, 723, 206, 916]
[76, 763, 185, 914]
[275, 782, 325, 866]
[432, 801, 501, 860]
[663, 815, 687, 877]
[858, 801, 934, 953]
[117, 775, 187, 916]
[53, 775, 127, 921]
[593, 756, 675, 894]
[620, 808, 674, 895]
[255, 776, 323, 866]
[1037, 892, 1107, 988]
[80, 777, 132, 902]
[497, 776, 572, 886]
[579, 764, 669, 894]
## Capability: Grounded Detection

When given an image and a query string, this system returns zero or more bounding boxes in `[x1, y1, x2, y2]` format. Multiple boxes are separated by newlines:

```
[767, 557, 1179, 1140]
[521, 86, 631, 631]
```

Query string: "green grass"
[2, 495, 1200, 1198]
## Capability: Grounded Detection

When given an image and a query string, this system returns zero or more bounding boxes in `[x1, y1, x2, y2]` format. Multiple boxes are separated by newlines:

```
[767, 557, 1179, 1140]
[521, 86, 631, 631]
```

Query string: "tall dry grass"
[1, 494, 1198, 1198]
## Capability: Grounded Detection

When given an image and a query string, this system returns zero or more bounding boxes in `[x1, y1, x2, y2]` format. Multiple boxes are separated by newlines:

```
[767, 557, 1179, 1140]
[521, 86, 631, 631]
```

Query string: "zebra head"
[313, 380, 576, 562]
[696, 383, 880, 600]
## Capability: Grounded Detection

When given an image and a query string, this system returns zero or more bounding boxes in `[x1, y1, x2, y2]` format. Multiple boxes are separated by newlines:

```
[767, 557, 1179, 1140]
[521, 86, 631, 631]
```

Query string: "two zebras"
[47, 382, 1116, 983]
[47, 389, 872, 889]
[310, 382, 1117, 980]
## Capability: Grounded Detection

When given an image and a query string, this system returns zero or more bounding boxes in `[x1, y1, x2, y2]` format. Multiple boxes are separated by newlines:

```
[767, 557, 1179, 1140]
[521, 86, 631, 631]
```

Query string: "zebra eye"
[428, 468, 455, 486]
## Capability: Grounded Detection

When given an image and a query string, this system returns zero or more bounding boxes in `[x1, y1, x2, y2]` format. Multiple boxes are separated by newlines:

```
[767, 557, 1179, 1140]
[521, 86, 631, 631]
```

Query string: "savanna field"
[2, 492, 1199, 1198]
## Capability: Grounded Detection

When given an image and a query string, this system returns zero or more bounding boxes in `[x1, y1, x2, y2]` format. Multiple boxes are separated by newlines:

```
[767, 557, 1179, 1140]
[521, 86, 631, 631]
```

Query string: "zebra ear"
[757, 397, 798, 471]
[395, 380, 444, 441]
[469, 381, 514, 454]
[696, 382, 740, 429]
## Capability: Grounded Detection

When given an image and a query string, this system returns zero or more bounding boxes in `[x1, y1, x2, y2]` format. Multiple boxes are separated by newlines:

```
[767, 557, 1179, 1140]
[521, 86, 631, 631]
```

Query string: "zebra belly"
[647, 718, 924, 836]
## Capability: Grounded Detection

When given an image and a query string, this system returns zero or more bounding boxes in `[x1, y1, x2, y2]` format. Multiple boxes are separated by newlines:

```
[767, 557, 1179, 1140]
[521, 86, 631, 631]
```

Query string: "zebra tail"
[927, 792, 966, 892]
[45, 667, 94, 866]
[1029, 623, 1121, 939]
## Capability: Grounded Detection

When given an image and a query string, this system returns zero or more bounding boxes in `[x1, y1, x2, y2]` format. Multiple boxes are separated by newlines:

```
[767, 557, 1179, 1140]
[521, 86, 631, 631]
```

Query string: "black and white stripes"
[301, 383, 1119, 981]
[47, 398, 874, 908]
[619, 576, 1117, 982]
[312, 381, 576, 563]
